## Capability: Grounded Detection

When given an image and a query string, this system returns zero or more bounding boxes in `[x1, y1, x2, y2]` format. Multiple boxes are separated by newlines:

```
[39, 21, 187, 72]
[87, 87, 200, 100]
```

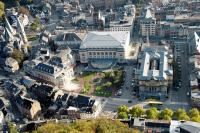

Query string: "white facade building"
[135, 46, 173, 100]
[140, 9, 156, 37]
[79, 31, 131, 69]
[23, 48, 75, 90]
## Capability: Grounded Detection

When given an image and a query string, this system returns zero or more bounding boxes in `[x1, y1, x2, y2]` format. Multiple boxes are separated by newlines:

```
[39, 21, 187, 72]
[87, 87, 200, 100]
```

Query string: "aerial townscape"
[1, 0, 200, 133]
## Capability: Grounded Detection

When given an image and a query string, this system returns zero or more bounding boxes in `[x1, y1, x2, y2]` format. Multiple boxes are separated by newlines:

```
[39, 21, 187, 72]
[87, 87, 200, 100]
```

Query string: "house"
[4, 57, 19, 73]
[15, 95, 41, 119]
[28, 84, 55, 106]
[4, 80, 25, 98]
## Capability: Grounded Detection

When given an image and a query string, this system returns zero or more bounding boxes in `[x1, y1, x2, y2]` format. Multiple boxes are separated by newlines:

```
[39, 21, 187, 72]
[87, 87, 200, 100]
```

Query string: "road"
[170, 40, 190, 103]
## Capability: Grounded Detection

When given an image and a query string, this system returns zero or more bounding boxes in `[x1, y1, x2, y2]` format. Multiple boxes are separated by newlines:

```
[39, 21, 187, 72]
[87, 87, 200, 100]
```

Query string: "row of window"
[88, 52, 117, 56]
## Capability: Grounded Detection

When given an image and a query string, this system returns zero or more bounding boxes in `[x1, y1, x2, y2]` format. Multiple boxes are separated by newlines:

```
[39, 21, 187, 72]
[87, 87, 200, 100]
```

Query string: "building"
[85, 0, 127, 9]
[179, 121, 200, 133]
[28, 84, 55, 106]
[4, 57, 19, 73]
[145, 119, 171, 133]
[23, 48, 75, 89]
[135, 46, 173, 100]
[191, 92, 200, 108]
[15, 96, 41, 119]
[140, 8, 156, 37]
[54, 32, 86, 61]
[188, 32, 200, 55]
[79, 31, 131, 69]
[104, 4, 136, 37]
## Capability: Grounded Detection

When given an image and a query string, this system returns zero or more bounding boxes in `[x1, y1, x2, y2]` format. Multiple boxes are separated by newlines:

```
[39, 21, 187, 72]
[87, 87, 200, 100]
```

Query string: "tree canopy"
[11, 49, 25, 64]
[33, 119, 132, 133]
[159, 108, 173, 121]
[189, 108, 200, 122]
[146, 107, 159, 120]
[118, 105, 129, 113]
[129, 106, 144, 118]
[174, 109, 190, 121]
[0, 1, 4, 18]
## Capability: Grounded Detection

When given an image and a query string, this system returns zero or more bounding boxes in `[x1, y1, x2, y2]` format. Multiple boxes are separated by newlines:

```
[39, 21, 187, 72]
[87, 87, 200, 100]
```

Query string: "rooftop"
[80, 31, 129, 49]
[136, 47, 173, 81]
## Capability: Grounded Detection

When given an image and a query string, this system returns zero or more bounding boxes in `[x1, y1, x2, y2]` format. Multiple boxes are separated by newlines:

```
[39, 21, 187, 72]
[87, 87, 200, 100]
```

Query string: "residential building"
[135, 46, 173, 100]
[191, 92, 200, 108]
[4, 57, 19, 73]
[15, 95, 41, 119]
[104, 4, 135, 36]
[79, 31, 131, 69]
[85, 0, 127, 9]
[188, 32, 200, 55]
[23, 48, 75, 89]
[140, 8, 156, 37]
[4, 80, 24, 98]
[28, 84, 55, 106]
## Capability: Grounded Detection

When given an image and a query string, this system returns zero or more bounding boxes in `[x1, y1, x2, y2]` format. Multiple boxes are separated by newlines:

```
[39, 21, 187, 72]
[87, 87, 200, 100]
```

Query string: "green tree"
[33, 119, 132, 133]
[159, 108, 173, 121]
[8, 122, 19, 133]
[30, 17, 41, 30]
[174, 108, 190, 121]
[129, 106, 144, 118]
[11, 49, 25, 64]
[146, 107, 159, 119]
[189, 108, 199, 117]
[118, 111, 128, 119]
[0, 1, 4, 18]
[118, 105, 129, 113]
[189, 108, 200, 122]
[104, 81, 112, 88]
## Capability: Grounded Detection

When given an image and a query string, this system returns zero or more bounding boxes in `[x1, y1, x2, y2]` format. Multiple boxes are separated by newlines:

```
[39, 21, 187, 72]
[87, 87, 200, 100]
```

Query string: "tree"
[19, 6, 29, 15]
[104, 81, 112, 88]
[159, 108, 173, 121]
[33, 119, 132, 133]
[0, 1, 4, 18]
[146, 107, 159, 119]
[118, 105, 129, 113]
[118, 111, 128, 119]
[11, 49, 25, 64]
[8, 122, 19, 133]
[189, 108, 200, 122]
[189, 108, 199, 118]
[129, 106, 144, 118]
[30, 17, 42, 30]
[174, 108, 190, 121]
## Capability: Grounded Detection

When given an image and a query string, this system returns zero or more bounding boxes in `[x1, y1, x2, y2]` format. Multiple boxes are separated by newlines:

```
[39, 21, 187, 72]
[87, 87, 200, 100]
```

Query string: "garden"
[74, 69, 125, 97]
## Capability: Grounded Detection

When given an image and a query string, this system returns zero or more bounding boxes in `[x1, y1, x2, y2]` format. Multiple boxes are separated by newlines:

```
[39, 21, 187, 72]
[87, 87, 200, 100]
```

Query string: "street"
[170, 40, 190, 103]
